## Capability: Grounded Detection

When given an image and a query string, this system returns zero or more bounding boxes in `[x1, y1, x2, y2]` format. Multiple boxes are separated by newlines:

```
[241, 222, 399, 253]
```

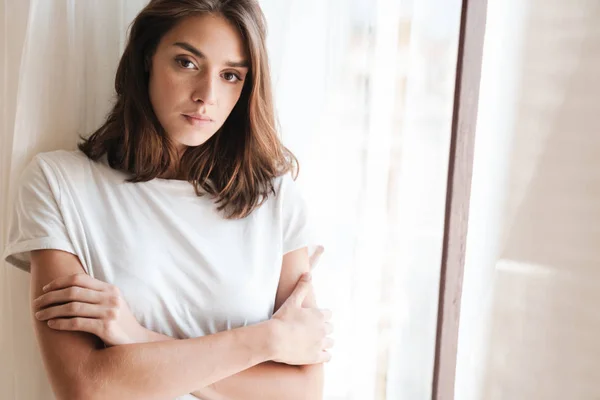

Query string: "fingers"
[33, 286, 104, 310]
[35, 302, 108, 321]
[310, 308, 333, 323]
[46, 317, 104, 337]
[318, 350, 332, 363]
[304, 350, 333, 365]
[322, 337, 335, 350]
[320, 308, 332, 321]
[289, 272, 313, 307]
[43, 273, 107, 293]
[325, 321, 334, 335]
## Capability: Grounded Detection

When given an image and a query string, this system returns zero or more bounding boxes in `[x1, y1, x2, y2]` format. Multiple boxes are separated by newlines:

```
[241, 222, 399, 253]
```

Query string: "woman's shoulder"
[266, 170, 308, 211]
[10, 150, 94, 210]
[33, 149, 91, 171]
[271, 169, 297, 194]
[25, 149, 115, 191]
[33, 149, 121, 180]
[19, 149, 89, 184]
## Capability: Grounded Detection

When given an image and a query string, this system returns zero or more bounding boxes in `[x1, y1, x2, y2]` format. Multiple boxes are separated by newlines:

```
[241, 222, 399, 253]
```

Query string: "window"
[261, 0, 464, 398]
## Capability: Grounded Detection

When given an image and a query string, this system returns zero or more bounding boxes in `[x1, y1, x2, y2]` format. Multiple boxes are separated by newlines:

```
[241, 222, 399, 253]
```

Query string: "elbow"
[54, 381, 105, 400]
[52, 362, 112, 400]
[300, 364, 325, 400]
[49, 371, 95, 400]
[62, 394, 93, 400]
[53, 386, 92, 400]
[62, 385, 117, 400]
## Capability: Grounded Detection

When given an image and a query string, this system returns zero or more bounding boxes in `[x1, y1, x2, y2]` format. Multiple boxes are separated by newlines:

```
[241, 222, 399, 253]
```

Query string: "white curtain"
[263, 0, 462, 398]
[1, 1, 148, 398]
[455, 0, 600, 399]
[1, 1, 462, 399]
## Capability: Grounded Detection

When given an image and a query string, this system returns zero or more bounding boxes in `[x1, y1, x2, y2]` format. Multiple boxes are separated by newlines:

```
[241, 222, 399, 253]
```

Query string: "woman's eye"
[176, 59, 196, 69]
[223, 72, 242, 83]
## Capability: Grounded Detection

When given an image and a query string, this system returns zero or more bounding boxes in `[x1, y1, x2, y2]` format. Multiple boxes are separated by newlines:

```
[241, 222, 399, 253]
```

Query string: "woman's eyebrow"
[173, 41, 249, 68]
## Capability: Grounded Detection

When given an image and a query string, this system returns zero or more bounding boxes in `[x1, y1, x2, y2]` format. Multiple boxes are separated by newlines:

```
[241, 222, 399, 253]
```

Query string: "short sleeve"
[3, 156, 76, 272]
[280, 173, 324, 269]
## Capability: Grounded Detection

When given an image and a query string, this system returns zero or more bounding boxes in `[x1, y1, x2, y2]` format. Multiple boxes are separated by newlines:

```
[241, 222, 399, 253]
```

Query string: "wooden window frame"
[432, 0, 489, 399]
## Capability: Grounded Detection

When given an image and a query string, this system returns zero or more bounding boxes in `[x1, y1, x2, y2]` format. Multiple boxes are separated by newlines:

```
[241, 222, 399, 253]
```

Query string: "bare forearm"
[80, 321, 274, 400]
[144, 330, 323, 400]
[211, 362, 324, 400]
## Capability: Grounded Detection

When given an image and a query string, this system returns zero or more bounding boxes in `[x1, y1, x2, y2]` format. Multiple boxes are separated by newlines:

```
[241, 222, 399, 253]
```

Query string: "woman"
[3, 0, 332, 399]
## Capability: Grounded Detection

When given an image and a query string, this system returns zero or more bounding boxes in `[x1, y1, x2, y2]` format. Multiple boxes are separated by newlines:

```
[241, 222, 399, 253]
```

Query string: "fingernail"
[42, 285, 50, 292]
[47, 320, 55, 326]
[35, 312, 42, 319]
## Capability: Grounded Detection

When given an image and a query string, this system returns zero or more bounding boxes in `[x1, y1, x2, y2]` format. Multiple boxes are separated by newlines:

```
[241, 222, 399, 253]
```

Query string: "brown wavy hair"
[79, 0, 297, 219]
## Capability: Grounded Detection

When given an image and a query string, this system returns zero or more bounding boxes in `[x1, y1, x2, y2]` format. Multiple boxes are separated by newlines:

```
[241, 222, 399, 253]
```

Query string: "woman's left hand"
[33, 273, 148, 347]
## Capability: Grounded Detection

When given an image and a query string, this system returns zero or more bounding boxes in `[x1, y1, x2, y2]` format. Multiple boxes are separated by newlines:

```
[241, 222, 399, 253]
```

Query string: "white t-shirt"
[3, 150, 323, 399]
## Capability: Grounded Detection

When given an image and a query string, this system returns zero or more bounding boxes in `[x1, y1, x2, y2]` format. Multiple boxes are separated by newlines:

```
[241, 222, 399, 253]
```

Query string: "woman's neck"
[158, 145, 187, 180]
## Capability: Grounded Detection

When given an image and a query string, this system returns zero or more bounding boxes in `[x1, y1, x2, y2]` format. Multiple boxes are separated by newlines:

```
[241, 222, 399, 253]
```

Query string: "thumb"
[288, 272, 312, 307]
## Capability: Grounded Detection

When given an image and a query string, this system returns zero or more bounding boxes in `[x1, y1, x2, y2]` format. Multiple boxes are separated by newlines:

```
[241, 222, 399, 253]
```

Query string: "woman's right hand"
[270, 272, 334, 365]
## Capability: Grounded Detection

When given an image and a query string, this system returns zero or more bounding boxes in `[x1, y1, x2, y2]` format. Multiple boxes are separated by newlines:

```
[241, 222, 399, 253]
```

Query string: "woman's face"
[148, 14, 249, 151]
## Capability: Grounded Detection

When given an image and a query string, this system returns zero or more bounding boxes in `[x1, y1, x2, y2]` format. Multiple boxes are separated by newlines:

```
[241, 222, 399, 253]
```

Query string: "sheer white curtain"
[1, 1, 462, 399]
[1, 1, 146, 398]
[261, 0, 462, 398]
[456, 0, 600, 399]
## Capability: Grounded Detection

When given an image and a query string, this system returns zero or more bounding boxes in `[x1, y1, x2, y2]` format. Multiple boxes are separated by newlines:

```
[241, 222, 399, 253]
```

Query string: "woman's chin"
[172, 130, 215, 149]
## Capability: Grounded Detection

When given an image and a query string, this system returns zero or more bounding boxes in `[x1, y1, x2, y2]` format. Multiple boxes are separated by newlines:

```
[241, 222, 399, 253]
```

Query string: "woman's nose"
[192, 77, 217, 106]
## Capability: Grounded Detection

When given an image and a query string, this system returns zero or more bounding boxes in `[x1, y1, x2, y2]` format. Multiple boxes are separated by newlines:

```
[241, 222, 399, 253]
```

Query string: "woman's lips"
[183, 114, 213, 126]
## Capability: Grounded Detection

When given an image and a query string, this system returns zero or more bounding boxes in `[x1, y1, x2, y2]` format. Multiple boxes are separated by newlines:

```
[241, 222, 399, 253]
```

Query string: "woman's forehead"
[160, 14, 248, 65]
